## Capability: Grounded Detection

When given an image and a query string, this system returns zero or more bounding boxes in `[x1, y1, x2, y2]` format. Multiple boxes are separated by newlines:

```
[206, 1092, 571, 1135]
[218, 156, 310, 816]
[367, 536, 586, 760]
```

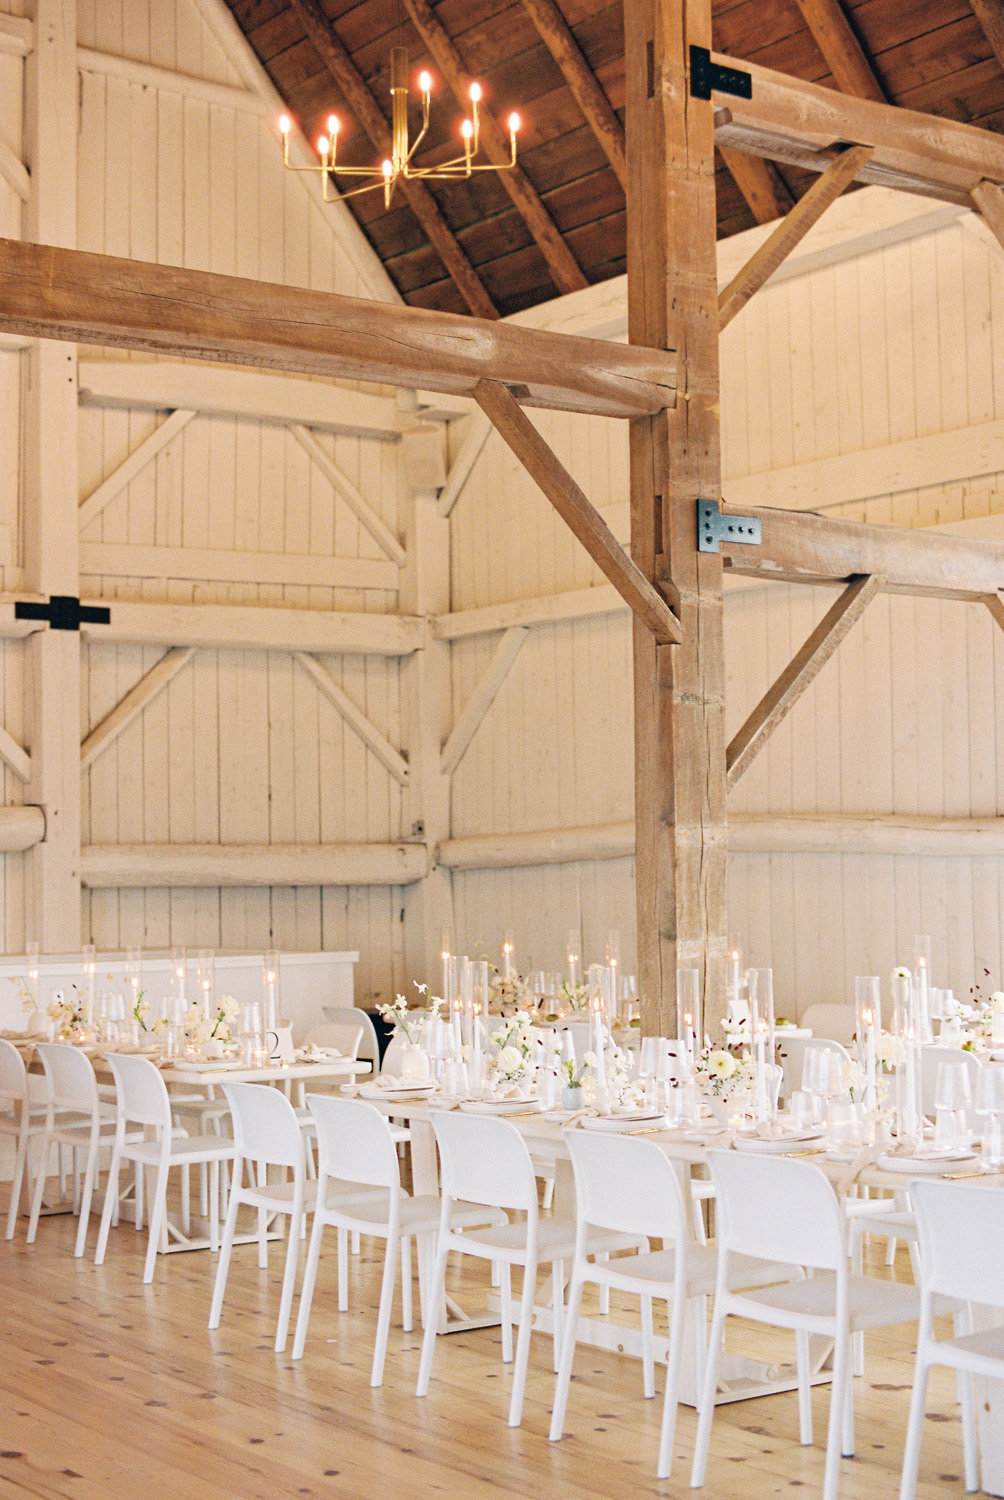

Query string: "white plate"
[296, 1048, 343, 1063]
[581, 1114, 670, 1133]
[357, 1082, 436, 1101]
[876, 1150, 978, 1174]
[459, 1098, 542, 1115]
[171, 1058, 245, 1073]
[733, 1132, 826, 1154]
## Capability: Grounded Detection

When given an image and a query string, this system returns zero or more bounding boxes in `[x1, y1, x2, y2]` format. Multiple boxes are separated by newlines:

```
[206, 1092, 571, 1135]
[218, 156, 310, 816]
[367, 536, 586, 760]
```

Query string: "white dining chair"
[291, 1095, 503, 1385]
[322, 1006, 380, 1073]
[416, 1111, 641, 1429]
[208, 1081, 313, 1354]
[550, 1130, 796, 1480]
[94, 1053, 235, 1283]
[690, 1150, 921, 1500]
[899, 1179, 1004, 1500]
[775, 1036, 851, 1105]
[919, 1045, 981, 1124]
[0, 1039, 49, 1240]
[27, 1042, 119, 1258]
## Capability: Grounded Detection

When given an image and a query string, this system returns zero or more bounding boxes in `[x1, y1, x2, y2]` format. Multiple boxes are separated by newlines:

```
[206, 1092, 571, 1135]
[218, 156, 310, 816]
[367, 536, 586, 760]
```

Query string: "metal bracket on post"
[697, 499, 762, 554]
[689, 46, 752, 102]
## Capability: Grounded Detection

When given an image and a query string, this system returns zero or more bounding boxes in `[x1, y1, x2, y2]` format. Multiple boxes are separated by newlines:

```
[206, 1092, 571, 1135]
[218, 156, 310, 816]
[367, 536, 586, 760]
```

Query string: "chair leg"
[143, 1162, 171, 1284]
[371, 1232, 399, 1388]
[256, 1160, 268, 1269]
[5, 1125, 29, 1240]
[689, 1304, 728, 1489]
[953, 1307, 979, 1493]
[796, 1329, 813, 1445]
[180, 1162, 191, 1236]
[551, 1259, 564, 1373]
[291, 1207, 328, 1361]
[507, 1256, 538, 1428]
[416, 1243, 450, 1397]
[26, 1132, 52, 1244]
[274, 1201, 303, 1354]
[94, 1147, 123, 1265]
[337, 1225, 349, 1312]
[549, 1268, 586, 1443]
[74, 1139, 100, 1259]
[822, 1332, 850, 1500]
[209, 1161, 220, 1254]
[401, 1236, 413, 1334]
[898, 1353, 931, 1500]
[641, 1295, 656, 1399]
[842, 1348, 855, 1456]
[595, 1253, 610, 1315]
[209, 1172, 245, 1330]
[500, 1263, 514, 1363]
[849, 1225, 865, 1378]
[658, 1286, 687, 1480]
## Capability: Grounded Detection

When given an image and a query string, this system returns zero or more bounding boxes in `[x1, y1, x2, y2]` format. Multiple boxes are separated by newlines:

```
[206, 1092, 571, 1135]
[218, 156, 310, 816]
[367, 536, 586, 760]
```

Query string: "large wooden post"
[23, 0, 82, 950]
[625, 0, 728, 1034]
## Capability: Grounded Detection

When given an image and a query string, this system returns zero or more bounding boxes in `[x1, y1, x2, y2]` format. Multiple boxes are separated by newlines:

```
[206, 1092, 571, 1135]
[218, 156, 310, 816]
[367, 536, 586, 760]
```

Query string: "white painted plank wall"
[447, 219, 1004, 1013]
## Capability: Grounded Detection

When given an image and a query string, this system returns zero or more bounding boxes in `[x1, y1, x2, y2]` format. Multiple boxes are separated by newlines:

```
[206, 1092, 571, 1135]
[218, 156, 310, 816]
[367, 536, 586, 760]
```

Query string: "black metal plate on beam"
[15, 596, 111, 630]
[698, 499, 762, 555]
[690, 45, 752, 103]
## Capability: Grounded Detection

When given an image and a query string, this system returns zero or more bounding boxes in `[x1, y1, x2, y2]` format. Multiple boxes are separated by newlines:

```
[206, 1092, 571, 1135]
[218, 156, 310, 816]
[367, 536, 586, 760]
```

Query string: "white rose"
[497, 1046, 523, 1075]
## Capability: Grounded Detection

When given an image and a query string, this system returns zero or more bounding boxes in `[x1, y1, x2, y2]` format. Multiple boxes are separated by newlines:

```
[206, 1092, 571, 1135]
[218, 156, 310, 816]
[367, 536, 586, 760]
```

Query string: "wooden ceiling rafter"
[717, 145, 794, 224]
[969, 0, 1004, 79]
[285, 0, 498, 320]
[790, 0, 888, 104]
[517, 0, 627, 192]
[399, 0, 590, 297]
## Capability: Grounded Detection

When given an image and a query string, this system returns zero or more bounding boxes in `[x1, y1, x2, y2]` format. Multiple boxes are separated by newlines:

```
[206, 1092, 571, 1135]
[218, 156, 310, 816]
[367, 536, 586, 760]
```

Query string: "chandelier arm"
[403, 122, 430, 165]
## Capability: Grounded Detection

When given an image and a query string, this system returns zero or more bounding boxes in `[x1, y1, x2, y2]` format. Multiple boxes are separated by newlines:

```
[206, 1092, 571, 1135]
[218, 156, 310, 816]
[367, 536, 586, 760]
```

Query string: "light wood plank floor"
[0, 1194, 973, 1500]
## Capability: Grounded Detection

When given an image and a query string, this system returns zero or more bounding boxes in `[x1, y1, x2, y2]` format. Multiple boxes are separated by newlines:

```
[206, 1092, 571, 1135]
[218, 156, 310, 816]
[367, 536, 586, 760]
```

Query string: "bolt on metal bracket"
[697, 499, 762, 554]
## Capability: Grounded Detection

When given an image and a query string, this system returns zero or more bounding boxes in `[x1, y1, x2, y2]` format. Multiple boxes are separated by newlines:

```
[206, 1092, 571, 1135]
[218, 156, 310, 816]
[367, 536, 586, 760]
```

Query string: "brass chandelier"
[280, 46, 521, 210]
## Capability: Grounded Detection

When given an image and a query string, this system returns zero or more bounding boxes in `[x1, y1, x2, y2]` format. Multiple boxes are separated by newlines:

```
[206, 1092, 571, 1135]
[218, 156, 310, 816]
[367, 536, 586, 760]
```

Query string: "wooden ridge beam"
[78, 409, 195, 531]
[294, 652, 410, 785]
[790, 0, 887, 103]
[718, 146, 873, 330]
[726, 573, 880, 790]
[80, 647, 194, 770]
[288, 424, 406, 566]
[473, 379, 681, 644]
[80, 841, 429, 888]
[720, 502, 1004, 599]
[0, 239, 675, 419]
[439, 821, 635, 869]
[718, 146, 792, 224]
[401, 0, 588, 296]
[440, 626, 529, 776]
[518, 0, 627, 191]
[286, 0, 497, 321]
[711, 52, 1004, 206]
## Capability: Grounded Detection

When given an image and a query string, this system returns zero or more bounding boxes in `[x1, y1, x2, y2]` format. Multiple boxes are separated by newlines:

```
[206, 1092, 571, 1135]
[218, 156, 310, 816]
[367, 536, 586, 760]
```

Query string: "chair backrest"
[799, 1004, 856, 1046]
[432, 1111, 539, 1214]
[323, 1006, 380, 1069]
[301, 1021, 363, 1059]
[306, 1094, 401, 1190]
[0, 1038, 28, 1107]
[105, 1053, 172, 1131]
[222, 1081, 304, 1170]
[565, 1129, 689, 1243]
[36, 1042, 99, 1115]
[708, 1149, 846, 1273]
[919, 1045, 981, 1120]
[775, 1036, 850, 1100]
[912, 1180, 1004, 1309]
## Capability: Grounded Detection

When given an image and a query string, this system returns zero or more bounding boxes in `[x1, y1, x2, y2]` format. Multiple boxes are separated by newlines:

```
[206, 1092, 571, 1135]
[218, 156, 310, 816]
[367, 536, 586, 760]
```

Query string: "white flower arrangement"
[48, 988, 86, 1039]
[695, 1028, 753, 1100]
[488, 1010, 536, 1084]
[185, 993, 240, 1046]
[8, 975, 36, 1018]
[558, 977, 588, 1012]
[376, 981, 444, 1045]
[489, 967, 531, 1013]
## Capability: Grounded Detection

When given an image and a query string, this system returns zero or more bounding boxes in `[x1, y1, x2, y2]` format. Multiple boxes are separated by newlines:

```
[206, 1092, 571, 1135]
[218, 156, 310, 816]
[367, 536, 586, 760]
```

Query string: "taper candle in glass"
[854, 976, 881, 1113]
[892, 968, 922, 1149]
[590, 992, 607, 1095]
[196, 949, 215, 1020]
[566, 929, 581, 988]
[263, 951, 280, 1032]
[749, 967, 776, 1122]
[26, 940, 39, 1016]
[125, 946, 142, 1022]
[913, 935, 933, 1043]
[459, 955, 473, 1044]
[171, 946, 187, 1002]
[440, 930, 452, 1009]
[502, 930, 515, 980]
[727, 937, 745, 1028]
[676, 968, 700, 1075]
[81, 944, 97, 1026]
[471, 1002, 484, 1091]
[605, 930, 620, 1018]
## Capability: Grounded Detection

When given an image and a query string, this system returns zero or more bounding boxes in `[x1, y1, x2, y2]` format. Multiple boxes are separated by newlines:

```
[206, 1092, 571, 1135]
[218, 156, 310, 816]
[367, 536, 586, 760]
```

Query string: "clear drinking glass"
[977, 1063, 1004, 1169]
[934, 1059, 973, 1150]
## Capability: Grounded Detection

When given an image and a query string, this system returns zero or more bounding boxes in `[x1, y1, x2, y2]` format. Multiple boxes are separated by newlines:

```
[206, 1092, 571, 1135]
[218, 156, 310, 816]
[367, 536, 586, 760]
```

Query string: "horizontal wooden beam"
[288, 424, 406, 566]
[718, 146, 873, 330]
[80, 841, 429, 888]
[473, 380, 681, 643]
[712, 51, 1004, 206]
[79, 542, 399, 593]
[78, 408, 195, 531]
[1, 240, 676, 420]
[726, 574, 880, 789]
[433, 584, 623, 640]
[720, 503, 1004, 599]
[77, 359, 404, 439]
[81, 648, 195, 770]
[0, 806, 45, 853]
[439, 813, 1004, 869]
[294, 652, 410, 785]
[77, 46, 267, 116]
[79, 598, 425, 655]
[440, 627, 529, 776]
